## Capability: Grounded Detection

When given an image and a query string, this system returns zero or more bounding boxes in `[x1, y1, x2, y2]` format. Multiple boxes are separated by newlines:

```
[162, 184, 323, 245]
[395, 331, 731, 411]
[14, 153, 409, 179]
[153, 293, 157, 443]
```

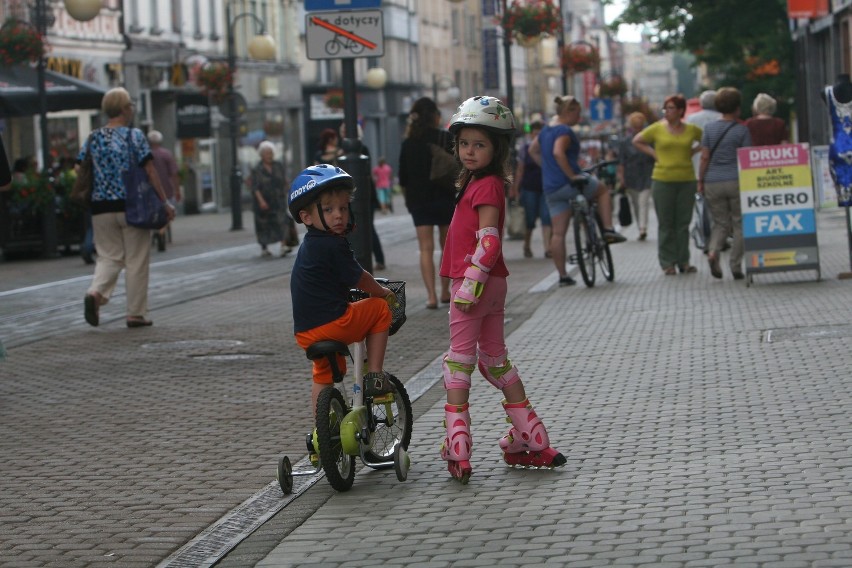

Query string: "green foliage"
[612, 0, 795, 109]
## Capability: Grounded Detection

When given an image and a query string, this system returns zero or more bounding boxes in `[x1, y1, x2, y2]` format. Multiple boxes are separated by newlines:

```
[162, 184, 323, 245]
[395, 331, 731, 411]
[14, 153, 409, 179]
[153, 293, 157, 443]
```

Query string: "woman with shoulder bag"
[698, 87, 752, 280]
[80, 87, 174, 328]
[398, 97, 454, 309]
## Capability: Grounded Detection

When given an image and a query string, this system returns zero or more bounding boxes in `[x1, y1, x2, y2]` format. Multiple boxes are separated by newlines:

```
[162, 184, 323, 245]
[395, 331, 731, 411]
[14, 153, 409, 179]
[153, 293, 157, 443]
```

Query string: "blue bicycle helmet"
[288, 164, 355, 222]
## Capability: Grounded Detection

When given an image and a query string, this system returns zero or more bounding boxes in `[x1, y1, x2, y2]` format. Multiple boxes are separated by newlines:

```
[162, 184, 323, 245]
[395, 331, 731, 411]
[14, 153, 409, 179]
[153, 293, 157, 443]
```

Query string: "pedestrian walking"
[248, 141, 288, 258]
[398, 97, 454, 309]
[80, 87, 175, 328]
[372, 157, 393, 214]
[147, 130, 180, 252]
[618, 112, 656, 241]
[439, 96, 566, 484]
[509, 120, 552, 258]
[633, 94, 703, 275]
[745, 93, 789, 146]
[697, 87, 752, 280]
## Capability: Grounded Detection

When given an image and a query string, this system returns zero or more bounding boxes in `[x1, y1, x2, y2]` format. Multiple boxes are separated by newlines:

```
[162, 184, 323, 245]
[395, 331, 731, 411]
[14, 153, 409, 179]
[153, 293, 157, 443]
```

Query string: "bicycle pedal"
[370, 393, 394, 404]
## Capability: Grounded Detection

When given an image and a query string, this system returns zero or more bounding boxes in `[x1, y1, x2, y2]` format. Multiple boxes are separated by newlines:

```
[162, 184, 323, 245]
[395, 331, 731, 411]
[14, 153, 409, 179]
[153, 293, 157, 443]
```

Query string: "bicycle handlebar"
[581, 160, 618, 175]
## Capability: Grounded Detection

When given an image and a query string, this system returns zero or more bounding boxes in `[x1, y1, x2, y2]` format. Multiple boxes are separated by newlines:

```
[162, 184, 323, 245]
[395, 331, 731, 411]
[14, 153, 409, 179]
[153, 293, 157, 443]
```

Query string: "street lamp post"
[501, 0, 514, 112]
[32, 0, 56, 257]
[225, 2, 276, 231]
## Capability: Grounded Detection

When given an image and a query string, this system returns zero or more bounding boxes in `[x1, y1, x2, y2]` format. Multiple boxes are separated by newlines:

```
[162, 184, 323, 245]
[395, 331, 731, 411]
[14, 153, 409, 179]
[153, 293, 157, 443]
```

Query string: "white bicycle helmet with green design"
[448, 96, 516, 135]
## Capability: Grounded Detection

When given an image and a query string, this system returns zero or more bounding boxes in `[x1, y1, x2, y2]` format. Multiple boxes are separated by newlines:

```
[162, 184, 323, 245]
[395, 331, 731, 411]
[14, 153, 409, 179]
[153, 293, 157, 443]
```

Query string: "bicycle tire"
[574, 211, 596, 287]
[364, 373, 413, 463]
[315, 387, 355, 492]
[591, 214, 615, 282]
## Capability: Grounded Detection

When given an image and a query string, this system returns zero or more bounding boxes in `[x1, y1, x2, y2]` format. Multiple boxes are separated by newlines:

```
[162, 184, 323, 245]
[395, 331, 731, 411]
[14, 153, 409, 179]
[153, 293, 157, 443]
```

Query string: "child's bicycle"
[277, 279, 412, 493]
[569, 161, 617, 288]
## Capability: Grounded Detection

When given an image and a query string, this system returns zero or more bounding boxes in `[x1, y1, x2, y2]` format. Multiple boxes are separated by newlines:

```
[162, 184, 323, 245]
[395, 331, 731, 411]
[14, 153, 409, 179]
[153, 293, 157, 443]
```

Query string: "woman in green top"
[633, 95, 703, 275]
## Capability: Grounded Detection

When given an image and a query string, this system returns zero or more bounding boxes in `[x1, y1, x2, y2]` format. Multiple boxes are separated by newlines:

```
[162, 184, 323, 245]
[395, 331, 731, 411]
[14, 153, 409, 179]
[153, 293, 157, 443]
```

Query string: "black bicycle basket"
[348, 280, 407, 336]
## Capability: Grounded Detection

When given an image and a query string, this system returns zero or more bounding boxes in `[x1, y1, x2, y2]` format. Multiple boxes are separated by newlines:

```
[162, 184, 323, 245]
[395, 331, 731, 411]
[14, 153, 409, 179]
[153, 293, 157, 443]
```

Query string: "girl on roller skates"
[439, 96, 567, 483]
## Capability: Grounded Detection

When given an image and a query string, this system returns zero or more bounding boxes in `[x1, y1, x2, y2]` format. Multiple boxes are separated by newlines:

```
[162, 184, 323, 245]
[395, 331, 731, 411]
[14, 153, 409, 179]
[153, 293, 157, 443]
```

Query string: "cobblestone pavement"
[3, 203, 851, 567]
[247, 208, 852, 568]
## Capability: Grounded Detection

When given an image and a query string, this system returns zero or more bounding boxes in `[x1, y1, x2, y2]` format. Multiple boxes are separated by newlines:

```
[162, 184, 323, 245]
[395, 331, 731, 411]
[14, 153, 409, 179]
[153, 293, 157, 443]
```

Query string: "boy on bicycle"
[288, 164, 396, 415]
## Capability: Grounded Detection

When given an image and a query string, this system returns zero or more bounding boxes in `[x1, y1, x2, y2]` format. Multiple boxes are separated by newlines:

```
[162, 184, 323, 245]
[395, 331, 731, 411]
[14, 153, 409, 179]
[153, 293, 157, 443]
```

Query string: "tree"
[612, 0, 795, 115]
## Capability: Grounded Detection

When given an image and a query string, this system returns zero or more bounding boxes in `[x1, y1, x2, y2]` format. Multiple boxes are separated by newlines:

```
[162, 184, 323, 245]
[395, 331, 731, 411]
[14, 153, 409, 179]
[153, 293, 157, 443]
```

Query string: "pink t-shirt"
[440, 175, 509, 279]
[372, 163, 392, 188]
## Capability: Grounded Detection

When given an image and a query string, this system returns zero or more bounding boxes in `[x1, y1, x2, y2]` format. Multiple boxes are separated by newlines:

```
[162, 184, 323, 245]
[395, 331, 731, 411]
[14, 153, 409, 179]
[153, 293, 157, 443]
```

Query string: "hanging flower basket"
[498, 0, 561, 44]
[598, 75, 627, 97]
[324, 89, 344, 109]
[0, 18, 46, 67]
[514, 32, 543, 48]
[561, 43, 600, 74]
[195, 62, 232, 102]
[9, 171, 55, 213]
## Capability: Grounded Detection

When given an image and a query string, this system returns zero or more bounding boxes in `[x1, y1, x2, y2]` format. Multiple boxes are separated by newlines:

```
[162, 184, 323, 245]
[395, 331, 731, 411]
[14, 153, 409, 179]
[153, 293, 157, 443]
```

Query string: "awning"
[0, 66, 107, 118]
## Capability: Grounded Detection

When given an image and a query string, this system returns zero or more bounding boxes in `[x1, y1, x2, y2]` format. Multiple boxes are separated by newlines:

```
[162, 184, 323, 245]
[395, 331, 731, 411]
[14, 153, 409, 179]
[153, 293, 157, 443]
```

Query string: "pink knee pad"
[477, 351, 520, 390]
[442, 350, 476, 391]
[441, 402, 472, 461]
[499, 399, 550, 453]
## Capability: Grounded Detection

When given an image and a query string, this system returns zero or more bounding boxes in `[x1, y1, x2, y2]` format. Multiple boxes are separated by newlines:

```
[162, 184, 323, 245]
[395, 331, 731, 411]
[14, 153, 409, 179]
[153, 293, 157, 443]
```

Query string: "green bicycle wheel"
[315, 387, 355, 492]
[364, 373, 413, 463]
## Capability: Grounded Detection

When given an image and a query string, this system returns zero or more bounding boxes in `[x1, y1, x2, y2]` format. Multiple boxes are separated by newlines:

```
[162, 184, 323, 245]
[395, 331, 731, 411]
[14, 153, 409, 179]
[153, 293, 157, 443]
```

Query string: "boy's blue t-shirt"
[291, 227, 364, 333]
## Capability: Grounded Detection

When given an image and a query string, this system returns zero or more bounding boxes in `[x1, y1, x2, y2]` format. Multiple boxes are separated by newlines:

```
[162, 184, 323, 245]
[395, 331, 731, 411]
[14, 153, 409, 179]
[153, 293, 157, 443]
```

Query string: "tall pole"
[558, 0, 567, 94]
[501, 0, 513, 112]
[226, 2, 242, 231]
[36, 0, 58, 257]
[338, 59, 372, 272]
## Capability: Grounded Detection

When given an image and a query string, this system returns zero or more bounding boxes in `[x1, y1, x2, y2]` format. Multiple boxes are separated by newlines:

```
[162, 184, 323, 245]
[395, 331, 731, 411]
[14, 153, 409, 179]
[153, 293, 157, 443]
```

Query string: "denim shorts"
[519, 190, 552, 228]
[544, 176, 599, 217]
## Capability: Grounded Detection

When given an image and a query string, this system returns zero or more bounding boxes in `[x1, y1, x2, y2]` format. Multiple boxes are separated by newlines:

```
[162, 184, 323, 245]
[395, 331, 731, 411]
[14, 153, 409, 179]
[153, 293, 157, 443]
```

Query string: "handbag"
[123, 128, 168, 230]
[429, 130, 460, 194]
[507, 198, 525, 240]
[70, 130, 97, 205]
[618, 192, 632, 227]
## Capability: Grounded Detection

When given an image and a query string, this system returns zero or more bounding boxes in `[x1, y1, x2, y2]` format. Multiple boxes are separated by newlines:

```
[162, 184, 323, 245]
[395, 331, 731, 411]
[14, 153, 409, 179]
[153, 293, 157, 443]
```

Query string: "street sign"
[589, 97, 613, 121]
[305, 10, 384, 60]
[305, 0, 381, 11]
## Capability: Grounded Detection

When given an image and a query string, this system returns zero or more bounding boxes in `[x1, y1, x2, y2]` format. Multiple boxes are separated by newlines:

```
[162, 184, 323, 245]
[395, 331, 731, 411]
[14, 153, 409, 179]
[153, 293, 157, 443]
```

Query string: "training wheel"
[277, 456, 293, 494]
[393, 444, 410, 482]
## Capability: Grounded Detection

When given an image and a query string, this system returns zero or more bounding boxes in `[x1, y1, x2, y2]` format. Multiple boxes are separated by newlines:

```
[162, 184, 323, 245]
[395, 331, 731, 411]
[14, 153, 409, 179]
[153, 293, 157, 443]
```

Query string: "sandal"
[679, 265, 697, 274]
[523, 246, 533, 258]
[84, 294, 99, 327]
[663, 266, 677, 276]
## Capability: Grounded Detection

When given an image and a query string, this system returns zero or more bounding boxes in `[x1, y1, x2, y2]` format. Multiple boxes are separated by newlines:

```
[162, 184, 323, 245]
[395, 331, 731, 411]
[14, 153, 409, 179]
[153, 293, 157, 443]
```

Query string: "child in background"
[439, 96, 566, 483]
[288, 164, 397, 417]
[372, 157, 393, 214]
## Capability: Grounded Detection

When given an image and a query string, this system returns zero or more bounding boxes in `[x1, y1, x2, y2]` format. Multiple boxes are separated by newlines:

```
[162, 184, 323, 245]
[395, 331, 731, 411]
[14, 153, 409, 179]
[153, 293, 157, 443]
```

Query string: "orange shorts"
[294, 297, 392, 384]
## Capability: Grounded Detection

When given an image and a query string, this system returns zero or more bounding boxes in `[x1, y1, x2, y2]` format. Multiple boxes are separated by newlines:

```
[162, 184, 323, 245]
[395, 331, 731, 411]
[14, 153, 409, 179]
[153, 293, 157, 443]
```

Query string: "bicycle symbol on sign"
[326, 32, 365, 55]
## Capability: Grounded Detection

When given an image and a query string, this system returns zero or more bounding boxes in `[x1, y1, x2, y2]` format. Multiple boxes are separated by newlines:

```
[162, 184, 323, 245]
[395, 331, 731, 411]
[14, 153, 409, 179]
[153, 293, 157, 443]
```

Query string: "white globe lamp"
[366, 67, 388, 90]
[247, 34, 277, 61]
[64, 0, 102, 21]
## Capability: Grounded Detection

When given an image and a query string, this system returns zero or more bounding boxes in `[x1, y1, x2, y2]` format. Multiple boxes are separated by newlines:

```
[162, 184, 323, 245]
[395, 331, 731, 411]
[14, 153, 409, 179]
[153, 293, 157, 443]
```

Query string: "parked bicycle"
[569, 160, 617, 287]
[277, 279, 412, 493]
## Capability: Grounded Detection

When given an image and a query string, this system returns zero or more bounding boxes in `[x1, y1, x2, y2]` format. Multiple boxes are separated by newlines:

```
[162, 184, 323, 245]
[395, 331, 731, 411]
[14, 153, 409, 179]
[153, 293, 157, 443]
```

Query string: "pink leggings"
[448, 276, 508, 360]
